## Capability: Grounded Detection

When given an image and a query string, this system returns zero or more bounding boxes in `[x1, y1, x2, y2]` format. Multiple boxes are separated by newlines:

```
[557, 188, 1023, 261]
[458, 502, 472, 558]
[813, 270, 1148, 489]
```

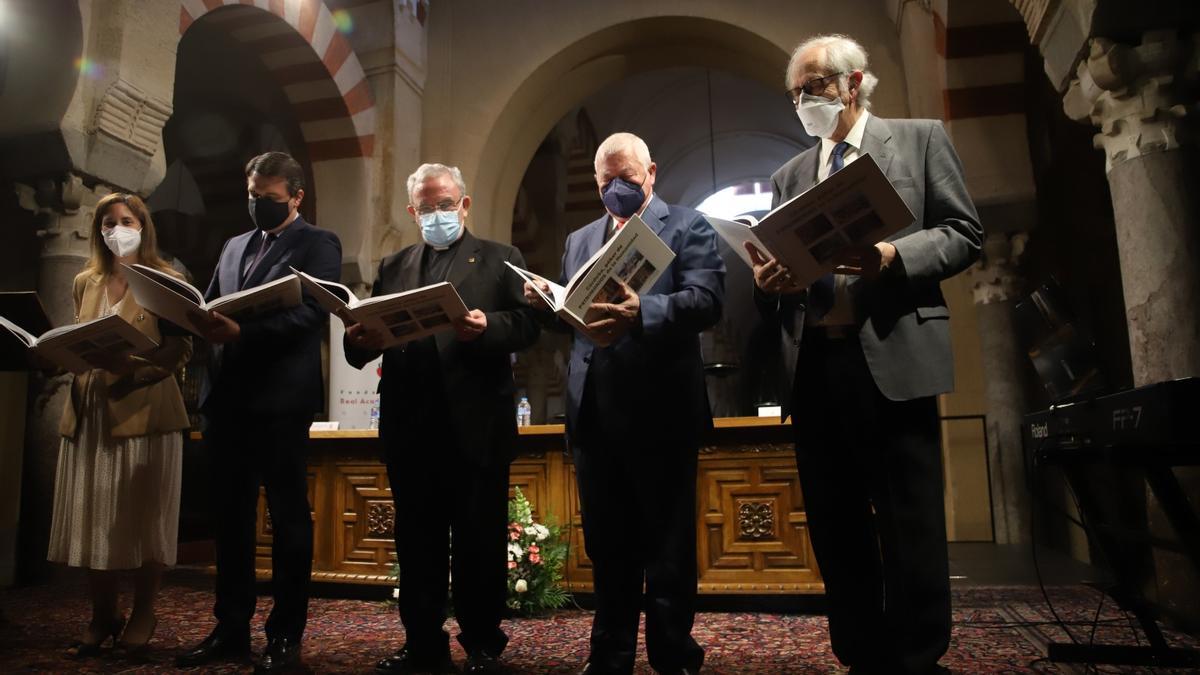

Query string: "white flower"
[529, 524, 549, 541]
[507, 542, 523, 561]
[514, 579, 528, 593]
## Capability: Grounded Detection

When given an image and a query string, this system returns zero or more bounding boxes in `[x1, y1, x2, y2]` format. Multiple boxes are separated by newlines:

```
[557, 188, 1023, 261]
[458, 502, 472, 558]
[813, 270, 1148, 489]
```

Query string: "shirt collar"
[820, 109, 871, 159]
[610, 192, 655, 230]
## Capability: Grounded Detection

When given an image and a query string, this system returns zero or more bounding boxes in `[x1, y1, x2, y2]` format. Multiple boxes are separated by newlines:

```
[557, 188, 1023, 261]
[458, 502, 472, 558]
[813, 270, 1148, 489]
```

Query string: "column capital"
[15, 173, 111, 261]
[968, 231, 1029, 306]
[1063, 30, 1198, 172]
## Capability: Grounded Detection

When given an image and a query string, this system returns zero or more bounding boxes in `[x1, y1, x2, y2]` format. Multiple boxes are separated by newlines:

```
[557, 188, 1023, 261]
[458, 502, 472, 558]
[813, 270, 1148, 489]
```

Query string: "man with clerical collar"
[344, 163, 540, 675]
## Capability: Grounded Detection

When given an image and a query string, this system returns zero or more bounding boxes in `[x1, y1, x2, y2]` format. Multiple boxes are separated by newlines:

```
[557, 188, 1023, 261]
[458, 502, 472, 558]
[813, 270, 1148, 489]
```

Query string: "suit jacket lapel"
[582, 216, 606, 263]
[242, 218, 306, 290]
[445, 231, 483, 290]
[223, 232, 254, 296]
[640, 196, 670, 236]
[399, 244, 423, 292]
[795, 146, 821, 194]
[860, 115, 896, 178]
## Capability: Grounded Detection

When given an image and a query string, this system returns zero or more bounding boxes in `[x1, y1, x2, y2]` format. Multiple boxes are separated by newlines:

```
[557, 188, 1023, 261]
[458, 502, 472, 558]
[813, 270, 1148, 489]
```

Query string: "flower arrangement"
[506, 487, 569, 615]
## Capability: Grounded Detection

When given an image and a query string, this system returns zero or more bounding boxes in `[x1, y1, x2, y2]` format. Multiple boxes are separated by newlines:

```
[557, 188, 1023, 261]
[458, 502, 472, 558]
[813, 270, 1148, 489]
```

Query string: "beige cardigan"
[59, 270, 193, 439]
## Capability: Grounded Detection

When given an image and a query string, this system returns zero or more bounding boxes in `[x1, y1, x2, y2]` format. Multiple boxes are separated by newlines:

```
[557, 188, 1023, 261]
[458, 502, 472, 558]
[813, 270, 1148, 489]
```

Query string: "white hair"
[786, 34, 880, 110]
[406, 163, 467, 202]
[594, 132, 652, 172]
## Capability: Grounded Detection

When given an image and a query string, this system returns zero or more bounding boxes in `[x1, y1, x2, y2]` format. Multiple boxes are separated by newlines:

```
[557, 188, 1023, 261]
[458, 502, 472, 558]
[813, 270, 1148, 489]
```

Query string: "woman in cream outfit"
[48, 193, 192, 659]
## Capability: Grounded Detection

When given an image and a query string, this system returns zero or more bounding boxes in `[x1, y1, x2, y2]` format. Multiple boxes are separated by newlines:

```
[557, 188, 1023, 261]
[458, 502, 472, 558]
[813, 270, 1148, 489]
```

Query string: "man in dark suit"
[344, 163, 539, 675]
[749, 35, 983, 675]
[177, 151, 341, 672]
[524, 133, 725, 675]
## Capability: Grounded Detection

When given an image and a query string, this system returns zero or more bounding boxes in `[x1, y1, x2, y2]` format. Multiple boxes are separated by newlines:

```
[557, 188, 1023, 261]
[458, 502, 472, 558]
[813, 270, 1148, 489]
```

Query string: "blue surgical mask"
[419, 210, 462, 248]
[600, 177, 646, 220]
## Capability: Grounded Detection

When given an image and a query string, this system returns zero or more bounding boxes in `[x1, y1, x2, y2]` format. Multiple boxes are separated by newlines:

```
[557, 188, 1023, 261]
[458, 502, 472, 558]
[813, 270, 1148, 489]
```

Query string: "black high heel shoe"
[65, 615, 126, 659]
[112, 617, 157, 661]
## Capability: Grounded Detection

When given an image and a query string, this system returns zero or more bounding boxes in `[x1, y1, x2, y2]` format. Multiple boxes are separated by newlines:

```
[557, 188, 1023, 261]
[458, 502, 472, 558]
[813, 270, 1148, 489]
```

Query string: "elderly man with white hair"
[525, 132, 725, 675]
[748, 34, 983, 675]
[345, 163, 540, 675]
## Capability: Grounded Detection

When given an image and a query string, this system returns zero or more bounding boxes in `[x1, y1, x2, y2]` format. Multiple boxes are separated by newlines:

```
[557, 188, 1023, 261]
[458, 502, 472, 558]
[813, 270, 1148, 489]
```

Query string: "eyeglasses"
[786, 72, 844, 107]
[413, 198, 462, 216]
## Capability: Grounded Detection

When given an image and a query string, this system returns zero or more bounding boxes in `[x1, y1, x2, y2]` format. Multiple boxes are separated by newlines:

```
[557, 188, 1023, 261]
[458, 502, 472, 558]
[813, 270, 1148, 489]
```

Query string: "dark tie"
[809, 142, 852, 320]
[242, 232, 278, 287]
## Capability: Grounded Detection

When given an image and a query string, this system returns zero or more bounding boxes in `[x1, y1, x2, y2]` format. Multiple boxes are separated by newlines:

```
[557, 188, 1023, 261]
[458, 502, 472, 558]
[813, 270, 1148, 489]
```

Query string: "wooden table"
[229, 417, 823, 594]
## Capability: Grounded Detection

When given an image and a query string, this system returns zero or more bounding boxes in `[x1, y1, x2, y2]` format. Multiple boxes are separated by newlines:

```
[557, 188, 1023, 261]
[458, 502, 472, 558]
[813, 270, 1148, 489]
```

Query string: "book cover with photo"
[705, 153, 913, 290]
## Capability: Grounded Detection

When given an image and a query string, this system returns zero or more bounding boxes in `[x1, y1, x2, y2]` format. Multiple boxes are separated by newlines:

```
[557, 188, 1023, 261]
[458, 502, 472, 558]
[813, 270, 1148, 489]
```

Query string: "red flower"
[529, 553, 542, 564]
[510, 531, 520, 541]
[508, 561, 517, 569]
[528, 544, 540, 554]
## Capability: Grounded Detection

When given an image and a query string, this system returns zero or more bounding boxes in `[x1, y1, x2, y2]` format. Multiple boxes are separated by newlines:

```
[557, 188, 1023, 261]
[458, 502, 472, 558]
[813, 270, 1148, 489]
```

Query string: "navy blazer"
[560, 197, 725, 448]
[344, 230, 540, 467]
[201, 216, 342, 416]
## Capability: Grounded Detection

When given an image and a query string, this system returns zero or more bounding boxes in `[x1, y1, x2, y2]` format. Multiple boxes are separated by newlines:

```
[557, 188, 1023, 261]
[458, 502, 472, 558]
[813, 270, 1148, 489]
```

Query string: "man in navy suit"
[177, 151, 341, 673]
[751, 35, 982, 675]
[525, 133, 725, 675]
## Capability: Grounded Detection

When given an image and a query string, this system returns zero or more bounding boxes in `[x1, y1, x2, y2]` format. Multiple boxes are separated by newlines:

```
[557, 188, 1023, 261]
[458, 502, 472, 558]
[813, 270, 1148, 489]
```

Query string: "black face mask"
[248, 196, 291, 231]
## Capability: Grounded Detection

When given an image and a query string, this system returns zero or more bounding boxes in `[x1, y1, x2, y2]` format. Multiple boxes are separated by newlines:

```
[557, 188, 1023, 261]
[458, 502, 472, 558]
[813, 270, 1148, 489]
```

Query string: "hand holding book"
[584, 279, 640, 347]
[746, 243, 803, 295]
[188, 310, 242, 344]
[345, 322, 387, 351]
[452, 309, 488, 342]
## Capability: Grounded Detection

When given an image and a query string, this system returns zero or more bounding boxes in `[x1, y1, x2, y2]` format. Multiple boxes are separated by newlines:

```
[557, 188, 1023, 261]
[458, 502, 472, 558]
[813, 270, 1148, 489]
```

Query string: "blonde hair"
[83, 193, 177, 278]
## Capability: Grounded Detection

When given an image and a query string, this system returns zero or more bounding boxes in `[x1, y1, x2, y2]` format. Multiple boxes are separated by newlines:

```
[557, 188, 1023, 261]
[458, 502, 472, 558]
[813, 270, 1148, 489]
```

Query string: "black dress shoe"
[578, 662, 631, 675]
[376, 646, 458, 674]
[464, 649, 507, 674]
[175, 626, 251, 667]
[256, 636, 303, 673]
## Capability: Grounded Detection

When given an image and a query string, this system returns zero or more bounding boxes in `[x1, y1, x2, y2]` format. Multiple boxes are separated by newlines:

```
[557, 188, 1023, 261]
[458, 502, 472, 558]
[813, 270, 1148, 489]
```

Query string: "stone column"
[1063, 30, 1200, 627]
[14, 174, 107, 581]
[966, 232, 1033, 544]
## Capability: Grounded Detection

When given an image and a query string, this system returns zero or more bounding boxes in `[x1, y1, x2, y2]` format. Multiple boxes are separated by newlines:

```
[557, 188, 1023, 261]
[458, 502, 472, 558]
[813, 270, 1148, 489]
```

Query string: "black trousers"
[206, 411, 314, 642]
[385, 441, 510, 660]
[573, 420, 704, 674]
[792, 331, 950, 674]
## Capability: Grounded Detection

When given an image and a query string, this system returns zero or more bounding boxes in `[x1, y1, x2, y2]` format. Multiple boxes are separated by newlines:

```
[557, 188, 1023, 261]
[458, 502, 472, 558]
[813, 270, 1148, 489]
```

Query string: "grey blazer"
[761, 115, 983, 415]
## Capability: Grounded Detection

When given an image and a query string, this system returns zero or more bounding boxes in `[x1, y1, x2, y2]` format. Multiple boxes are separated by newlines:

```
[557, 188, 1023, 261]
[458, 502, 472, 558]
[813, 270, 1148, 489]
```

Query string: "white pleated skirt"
[47, 379, 183, 570]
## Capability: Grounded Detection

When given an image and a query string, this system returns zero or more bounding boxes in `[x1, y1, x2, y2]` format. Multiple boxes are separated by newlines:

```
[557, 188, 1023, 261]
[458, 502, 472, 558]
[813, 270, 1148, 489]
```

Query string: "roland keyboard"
[1022, 377, 1200, 454]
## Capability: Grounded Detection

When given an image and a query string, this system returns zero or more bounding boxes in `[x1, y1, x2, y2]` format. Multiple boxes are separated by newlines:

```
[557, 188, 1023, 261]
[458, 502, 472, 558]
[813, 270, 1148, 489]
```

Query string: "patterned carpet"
[1, 581, 1197, 673]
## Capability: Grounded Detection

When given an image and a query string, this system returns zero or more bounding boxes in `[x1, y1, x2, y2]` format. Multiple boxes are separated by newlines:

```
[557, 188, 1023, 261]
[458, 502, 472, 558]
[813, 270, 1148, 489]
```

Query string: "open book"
[123, 263, 302, 337]
[292, 268, 469, 348]
[0, 308, 158, 374]
[706, 153, 914, 290]
[506, 213, 675, 330]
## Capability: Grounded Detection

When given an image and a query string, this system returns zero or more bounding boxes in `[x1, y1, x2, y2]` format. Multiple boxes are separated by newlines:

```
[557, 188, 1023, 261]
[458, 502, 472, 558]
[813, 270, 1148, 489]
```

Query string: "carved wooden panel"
[331, 463, 397, 575]
[509, 456, 551, 523]
[562, 457, 594, 591]
[696, 456, 821, 592]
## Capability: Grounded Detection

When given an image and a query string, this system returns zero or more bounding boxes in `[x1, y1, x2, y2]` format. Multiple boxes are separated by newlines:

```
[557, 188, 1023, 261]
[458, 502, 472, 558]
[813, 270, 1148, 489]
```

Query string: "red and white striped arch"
[179, 0, 375, 161]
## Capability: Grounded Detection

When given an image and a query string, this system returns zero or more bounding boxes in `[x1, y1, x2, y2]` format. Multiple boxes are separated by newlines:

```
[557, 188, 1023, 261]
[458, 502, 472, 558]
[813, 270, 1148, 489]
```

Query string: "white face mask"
[102, 225, 141, 258]
[796, 92, 845, 139]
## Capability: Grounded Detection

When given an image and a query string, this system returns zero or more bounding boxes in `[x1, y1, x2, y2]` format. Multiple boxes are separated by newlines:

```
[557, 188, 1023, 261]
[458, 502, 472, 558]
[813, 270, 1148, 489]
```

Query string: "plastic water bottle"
[516, 397, 531, 427]
[368, 402, 380, 430]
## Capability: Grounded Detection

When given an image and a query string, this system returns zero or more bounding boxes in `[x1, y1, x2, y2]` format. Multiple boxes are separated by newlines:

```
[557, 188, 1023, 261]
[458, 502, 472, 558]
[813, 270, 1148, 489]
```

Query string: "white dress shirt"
[807, 110, 871, 328]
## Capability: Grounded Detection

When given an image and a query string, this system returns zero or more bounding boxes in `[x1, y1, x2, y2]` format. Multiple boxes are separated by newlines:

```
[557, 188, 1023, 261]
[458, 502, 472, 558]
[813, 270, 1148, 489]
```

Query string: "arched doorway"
[469, 16, 798, 243]
[156, 1, 376, 285]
